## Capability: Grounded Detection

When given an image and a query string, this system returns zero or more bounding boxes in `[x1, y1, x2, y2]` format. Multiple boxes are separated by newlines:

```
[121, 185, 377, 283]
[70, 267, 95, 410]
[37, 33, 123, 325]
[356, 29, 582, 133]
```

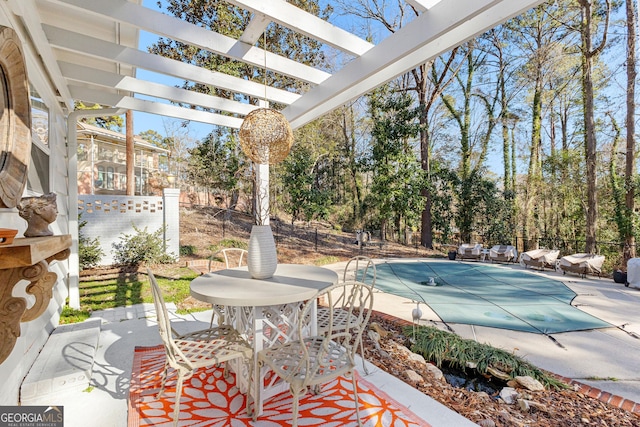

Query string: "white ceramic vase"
[247, 225, 278, 279]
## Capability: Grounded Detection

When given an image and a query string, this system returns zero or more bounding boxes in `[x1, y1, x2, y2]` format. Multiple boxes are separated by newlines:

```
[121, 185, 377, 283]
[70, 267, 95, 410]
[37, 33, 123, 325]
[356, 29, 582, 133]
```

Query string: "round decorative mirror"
[0, 26, 31, 209]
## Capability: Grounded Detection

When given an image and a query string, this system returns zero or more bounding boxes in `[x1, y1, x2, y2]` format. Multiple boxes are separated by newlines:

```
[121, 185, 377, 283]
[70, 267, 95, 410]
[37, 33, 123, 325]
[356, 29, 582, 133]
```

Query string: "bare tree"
[335, 0, 460, 248]
[623, 0, 637, 261]
[506, 2, 576, 248]
[578, 0, 611, 254]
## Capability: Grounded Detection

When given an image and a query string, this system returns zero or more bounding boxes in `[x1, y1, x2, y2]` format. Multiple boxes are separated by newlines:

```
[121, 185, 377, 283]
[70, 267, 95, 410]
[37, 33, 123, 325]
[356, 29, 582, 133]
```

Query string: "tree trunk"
[523, 66, 543, 248]
[415, 63, 434, 249]
[497, 39, 511, 195]
[126, 110, 135, 196]
[579, 0, 610, 254]
[624, 0, 637, 262]
[582, 31, 598, 254]
[341, 107, 362, 224]
[420, 124, 433, 248]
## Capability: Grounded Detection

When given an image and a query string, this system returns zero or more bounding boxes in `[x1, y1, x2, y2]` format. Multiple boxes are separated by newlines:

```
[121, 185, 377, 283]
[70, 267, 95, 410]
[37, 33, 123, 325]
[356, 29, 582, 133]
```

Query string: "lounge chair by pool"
[520, 248, 560, 270]
[457, 243, 483, 261]
[558, 253, 605, 278]
[488, 245, 517, 263]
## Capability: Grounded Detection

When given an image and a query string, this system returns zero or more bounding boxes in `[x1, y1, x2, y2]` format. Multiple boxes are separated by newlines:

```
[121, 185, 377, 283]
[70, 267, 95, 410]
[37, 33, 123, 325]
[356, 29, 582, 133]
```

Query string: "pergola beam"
[60, 61, 258, 116]
[405, 0, 443, 12]
[44, 0, 329, 85]
[240, 13, 270, 45]
[69, 86, 244, 128]
[44, 25, 301, 106]
[16, 0, 543, 129]
[226, 0, 374, 57]
[7, 0, 74, 109]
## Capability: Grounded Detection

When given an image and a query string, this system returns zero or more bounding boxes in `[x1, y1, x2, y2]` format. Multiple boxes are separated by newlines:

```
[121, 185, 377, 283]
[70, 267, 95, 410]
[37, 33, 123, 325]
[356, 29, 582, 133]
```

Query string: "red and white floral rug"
[128, 345, 429, 426]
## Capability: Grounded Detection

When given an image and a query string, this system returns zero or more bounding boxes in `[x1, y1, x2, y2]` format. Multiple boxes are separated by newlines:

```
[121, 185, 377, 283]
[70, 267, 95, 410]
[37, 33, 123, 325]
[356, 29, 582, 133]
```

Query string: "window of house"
[158, 153, 169, 172]
[97, 166, 105, 188]
[31, 86, 48, 146]
[77, 143, 88, 161]
[106, 167, 114, 189]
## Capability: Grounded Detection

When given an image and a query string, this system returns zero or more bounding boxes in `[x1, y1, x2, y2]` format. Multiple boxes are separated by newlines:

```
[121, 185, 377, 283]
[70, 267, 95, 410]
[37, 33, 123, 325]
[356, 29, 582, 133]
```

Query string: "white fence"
[77, 188, 180, 266]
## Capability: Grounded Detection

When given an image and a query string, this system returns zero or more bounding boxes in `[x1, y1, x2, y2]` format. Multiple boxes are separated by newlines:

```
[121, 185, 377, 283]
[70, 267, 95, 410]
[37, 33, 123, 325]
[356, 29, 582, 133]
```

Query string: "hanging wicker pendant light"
[239, 108, 294, 165]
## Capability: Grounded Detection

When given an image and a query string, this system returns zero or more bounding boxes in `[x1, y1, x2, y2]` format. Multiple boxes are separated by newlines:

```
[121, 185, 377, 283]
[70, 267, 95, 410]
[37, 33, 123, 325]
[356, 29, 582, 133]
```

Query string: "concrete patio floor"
[25, 302, 474, 426]
[22, 258, 640, 426]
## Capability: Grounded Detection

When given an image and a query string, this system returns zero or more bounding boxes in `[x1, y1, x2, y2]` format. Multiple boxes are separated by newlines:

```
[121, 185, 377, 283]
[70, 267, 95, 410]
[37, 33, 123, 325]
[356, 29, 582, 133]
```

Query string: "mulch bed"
[363, 312, 640, 427]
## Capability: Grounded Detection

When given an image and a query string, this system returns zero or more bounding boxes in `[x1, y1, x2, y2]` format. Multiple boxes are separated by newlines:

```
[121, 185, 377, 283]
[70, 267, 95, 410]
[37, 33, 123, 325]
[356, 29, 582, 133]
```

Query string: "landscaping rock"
[425, 363, 445, 382]
[487, 366, 511, 381]
[518, 398, 530, 412]
[515, 375, 545, 392]
[499, 387, 519, 404]
[369, 322, 389, 338]
[404, 369, 424, 386]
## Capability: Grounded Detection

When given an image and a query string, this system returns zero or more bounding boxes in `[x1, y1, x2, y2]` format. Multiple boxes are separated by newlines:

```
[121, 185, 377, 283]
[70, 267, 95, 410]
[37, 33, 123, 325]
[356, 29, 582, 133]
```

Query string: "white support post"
[67, 108, 126, 309]
[163, 188, 181, 258]
[256, 163, 269, 225]
[255, 99, 270, 225]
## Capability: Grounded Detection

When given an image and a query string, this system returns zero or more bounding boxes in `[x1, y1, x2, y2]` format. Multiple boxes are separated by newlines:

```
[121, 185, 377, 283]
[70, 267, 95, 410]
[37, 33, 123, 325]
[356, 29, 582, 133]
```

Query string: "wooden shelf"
[0, 235, 71, 269]
[0, 234, 71, 364]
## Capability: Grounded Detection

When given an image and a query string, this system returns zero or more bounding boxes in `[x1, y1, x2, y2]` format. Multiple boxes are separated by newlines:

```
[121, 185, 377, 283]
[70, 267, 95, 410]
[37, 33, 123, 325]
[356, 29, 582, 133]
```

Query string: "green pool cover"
[373, 260, 612, 334]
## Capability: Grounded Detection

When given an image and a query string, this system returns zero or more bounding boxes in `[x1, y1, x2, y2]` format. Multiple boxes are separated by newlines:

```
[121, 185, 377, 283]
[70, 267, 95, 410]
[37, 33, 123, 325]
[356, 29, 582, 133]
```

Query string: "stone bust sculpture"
[18, 193, 58, 237]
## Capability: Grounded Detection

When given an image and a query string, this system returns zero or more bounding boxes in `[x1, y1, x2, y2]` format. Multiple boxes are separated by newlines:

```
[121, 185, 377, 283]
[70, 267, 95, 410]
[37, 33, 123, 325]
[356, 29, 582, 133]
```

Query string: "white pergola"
[5, 0, 544, 309]
[9, 0, 543, 131]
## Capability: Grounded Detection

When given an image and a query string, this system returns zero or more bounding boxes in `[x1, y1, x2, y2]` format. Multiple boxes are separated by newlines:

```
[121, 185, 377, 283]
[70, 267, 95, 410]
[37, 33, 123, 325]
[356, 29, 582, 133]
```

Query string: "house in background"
[76, 122, 170, 196]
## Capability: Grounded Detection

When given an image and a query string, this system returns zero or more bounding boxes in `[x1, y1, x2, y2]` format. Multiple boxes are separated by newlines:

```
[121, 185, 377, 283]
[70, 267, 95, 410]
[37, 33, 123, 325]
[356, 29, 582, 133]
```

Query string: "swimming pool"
[372, 260, 611, 334]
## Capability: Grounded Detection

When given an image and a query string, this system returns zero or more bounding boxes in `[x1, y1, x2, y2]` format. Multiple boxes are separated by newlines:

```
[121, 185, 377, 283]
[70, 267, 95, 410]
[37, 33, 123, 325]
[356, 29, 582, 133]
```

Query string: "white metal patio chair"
[147, 268, 253, 426]
[317, 256, 376, 373]
[254, 280, 374, 427]
[207, 248, 248, 327]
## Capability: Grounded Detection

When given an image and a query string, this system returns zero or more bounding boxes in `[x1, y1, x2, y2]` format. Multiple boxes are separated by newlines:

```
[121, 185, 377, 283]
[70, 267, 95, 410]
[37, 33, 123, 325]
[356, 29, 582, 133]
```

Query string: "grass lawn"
[60, 256, 342, 325]
[60, 266, 202, 324]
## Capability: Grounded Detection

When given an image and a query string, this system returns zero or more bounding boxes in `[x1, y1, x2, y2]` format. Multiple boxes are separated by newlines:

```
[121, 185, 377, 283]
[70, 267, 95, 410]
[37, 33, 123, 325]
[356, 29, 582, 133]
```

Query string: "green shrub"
[208, 239, 248, 252]
[112, 225, 175, 266]
[78, 215, 104, 269]
[180, 245, 197, 256]
[314, 255, 340, 266]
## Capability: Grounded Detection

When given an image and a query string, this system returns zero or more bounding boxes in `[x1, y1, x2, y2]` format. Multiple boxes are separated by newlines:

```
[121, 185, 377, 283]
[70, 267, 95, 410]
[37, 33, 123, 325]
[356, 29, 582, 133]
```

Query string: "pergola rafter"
[8, 0, 543, 130]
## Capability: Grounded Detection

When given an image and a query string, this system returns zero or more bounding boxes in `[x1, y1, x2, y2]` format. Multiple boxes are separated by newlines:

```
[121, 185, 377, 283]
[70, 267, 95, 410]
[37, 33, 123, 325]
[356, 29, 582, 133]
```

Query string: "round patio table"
[190, 263, 338, 307]
[189, 263, 339, 416]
